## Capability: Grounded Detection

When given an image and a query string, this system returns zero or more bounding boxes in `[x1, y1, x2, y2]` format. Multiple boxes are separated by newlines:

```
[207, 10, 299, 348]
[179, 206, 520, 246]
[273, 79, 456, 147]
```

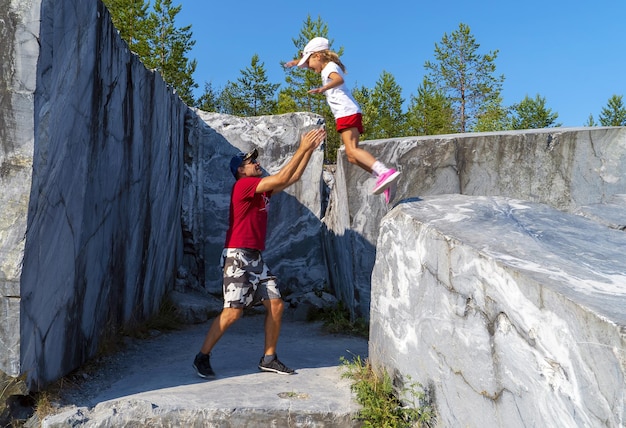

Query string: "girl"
[285, 37, 400, 203]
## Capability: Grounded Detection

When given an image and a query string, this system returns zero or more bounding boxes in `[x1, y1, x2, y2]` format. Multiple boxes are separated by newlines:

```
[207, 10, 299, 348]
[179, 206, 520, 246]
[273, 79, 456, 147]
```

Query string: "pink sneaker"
[383, 181, 398, 204]
[372, 169, 401, 194]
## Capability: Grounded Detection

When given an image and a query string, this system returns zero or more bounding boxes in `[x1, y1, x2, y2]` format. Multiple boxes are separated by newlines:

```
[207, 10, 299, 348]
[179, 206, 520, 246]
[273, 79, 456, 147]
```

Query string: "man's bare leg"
[200, 307, 243, 354]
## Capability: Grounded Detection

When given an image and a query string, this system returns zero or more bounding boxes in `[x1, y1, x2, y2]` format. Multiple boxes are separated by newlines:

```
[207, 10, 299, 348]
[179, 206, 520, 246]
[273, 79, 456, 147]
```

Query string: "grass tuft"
[313, 302, 369, 338]
[341, 355, 435, 427]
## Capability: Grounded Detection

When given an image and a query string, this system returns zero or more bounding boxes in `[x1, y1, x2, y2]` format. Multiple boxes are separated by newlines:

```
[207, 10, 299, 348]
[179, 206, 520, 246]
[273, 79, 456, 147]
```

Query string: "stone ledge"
[577, 193, 626, 231]
[370, 194, 626, 427]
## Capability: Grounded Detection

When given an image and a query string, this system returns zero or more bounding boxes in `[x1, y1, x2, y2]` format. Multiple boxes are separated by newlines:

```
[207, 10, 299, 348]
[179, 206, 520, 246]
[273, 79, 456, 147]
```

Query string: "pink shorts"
[336, 113, 363, 134]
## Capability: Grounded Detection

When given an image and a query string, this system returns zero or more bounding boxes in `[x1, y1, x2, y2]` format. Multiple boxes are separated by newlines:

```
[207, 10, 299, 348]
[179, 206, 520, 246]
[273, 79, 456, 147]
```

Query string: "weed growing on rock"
[315, 302, 369, 338]
[341, 356, 435, 427]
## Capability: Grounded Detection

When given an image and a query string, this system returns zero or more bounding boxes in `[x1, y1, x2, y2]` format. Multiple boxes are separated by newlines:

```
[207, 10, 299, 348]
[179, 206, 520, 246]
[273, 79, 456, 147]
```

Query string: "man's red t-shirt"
[224, 177, 271, 251]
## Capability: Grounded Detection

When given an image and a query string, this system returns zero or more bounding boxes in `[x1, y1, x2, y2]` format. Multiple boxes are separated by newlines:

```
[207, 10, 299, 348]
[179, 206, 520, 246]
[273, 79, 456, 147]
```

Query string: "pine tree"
[424, 22, 504, 133]
[103, 0, 151, 59]
[233, 54, 280, 116]
[197, 82, 221, 112]
[406, 77, 456, 136]
[218, 81, 248, 116]
[365, 71, 406, 139]
[598, 94, 626, 126]
[103, 0, 198, 106]
[473, 95, 511, 132]
[280, 15, 335, 115]
[280, 15, 342, 162]
[146, 0, 197, 105]
[352, 85, 375, 139]
[584, 114, 596, 127]
[510, 94, 560, 129]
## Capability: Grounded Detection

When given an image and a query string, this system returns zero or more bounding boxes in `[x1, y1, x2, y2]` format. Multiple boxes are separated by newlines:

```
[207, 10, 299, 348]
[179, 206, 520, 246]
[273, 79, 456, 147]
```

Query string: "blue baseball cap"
[229, 148, 258, 178]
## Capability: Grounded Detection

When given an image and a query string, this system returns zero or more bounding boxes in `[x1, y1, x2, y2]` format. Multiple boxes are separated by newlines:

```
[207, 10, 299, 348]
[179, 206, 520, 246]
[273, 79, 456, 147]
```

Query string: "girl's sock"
[371, 161, 389, 177]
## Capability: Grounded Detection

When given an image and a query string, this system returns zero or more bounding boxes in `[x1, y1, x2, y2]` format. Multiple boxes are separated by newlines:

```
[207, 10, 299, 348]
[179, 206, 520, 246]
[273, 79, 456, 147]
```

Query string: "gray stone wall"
[182, 111, 327, 296]
[324, 128, 626, 318]
[0, 0, 41, 379]
[16, 0, 186, 388]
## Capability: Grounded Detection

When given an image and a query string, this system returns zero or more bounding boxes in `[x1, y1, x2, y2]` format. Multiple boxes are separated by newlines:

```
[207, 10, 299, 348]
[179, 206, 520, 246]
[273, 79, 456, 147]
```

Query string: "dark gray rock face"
[183, 111, 327, 297]
[18, 0, 186, 388]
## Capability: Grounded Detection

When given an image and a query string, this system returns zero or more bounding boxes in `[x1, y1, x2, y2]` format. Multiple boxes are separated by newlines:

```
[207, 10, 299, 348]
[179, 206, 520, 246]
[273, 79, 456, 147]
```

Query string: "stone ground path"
[42, 312, 368, 427]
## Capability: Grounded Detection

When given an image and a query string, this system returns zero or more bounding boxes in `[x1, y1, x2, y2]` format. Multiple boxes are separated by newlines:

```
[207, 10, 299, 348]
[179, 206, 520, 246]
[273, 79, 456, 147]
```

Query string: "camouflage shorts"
[221, 248, 281, 309]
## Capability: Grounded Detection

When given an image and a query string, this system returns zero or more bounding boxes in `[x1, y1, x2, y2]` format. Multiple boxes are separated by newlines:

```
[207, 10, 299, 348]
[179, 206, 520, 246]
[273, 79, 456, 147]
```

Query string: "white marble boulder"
[183, 111, 327, 296]
[369, 194, 626, 427]
[323, 128, 626, 318]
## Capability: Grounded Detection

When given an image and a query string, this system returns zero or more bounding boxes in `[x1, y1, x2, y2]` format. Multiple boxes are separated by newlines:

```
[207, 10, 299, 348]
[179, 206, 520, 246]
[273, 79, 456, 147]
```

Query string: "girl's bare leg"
[341, 128, 377, 174]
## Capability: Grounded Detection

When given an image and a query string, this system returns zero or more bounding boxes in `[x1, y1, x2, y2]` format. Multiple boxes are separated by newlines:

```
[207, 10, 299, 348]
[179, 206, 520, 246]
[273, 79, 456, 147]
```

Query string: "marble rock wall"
[3, 0, 187, 388]
[0, 0, 41, 379]
[182, 110, 327, 295]
[324, 127, 626, 318]
[369, 195, 626, 427]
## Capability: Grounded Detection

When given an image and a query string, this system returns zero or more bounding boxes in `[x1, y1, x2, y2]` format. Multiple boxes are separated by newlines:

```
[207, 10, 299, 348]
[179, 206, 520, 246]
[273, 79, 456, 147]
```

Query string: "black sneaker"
[193, 352, 215, 378]
[258, 355, 295, 375]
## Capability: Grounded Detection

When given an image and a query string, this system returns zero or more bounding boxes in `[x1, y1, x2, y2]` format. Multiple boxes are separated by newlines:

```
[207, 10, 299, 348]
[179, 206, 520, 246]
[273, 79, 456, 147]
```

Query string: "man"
[193, 127, 326, 378]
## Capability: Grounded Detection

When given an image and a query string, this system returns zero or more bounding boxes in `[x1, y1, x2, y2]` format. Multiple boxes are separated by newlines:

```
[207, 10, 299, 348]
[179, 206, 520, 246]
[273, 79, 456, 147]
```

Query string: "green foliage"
[424, 22, 504, 133]
[341, 356, 435, 427]
[473, 94, 512, 132]
[146, 0, 197, 105]
[214, 82, 244, 115]
[197, 82, 221, 112]
[510, 94, 560, 129]
[321, 120, 342, 164]
[352, 85, 374, 135]
[314, 302, 369, 338]
[103, 0, 197, 105]
[220, 54, 279, 116]
[585, 113, 597, 127]
[280, 15, 336, 114]
[407, 77, 457, 135]
[279, 15, 340, 162]
[104, 6, 623, 141]
[599, 94, 626, 126]
[363, 71, 407, 140]
[103, 0, 151, 58]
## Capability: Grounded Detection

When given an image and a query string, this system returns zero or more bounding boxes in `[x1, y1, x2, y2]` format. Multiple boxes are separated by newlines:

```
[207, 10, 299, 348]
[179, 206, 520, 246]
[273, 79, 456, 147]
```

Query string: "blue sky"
[176, 0, 625, 127]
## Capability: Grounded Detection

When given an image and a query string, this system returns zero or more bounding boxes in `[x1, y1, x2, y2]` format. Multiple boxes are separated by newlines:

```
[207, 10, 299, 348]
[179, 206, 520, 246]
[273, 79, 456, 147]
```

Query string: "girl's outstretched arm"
[308, 71, 343, 94]
[284, 59, 301, 68]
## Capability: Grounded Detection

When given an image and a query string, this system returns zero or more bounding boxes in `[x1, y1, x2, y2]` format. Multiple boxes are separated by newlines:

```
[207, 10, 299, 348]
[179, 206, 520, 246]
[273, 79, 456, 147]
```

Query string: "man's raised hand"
[301, 128, 326, 151]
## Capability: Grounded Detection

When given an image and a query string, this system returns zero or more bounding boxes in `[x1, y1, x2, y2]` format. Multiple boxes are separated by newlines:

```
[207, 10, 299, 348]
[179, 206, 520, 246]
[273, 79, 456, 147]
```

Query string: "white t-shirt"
[321, 62, 361, 119]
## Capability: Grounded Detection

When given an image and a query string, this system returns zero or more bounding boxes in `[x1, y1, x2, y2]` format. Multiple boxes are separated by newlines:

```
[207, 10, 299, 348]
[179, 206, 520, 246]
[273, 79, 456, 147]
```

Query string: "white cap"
[296, 37, 330, 67]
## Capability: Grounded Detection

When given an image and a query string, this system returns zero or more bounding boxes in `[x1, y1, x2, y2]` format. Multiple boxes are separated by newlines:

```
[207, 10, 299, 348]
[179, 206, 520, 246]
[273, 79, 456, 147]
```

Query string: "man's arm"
[255, 128, 326, 194]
